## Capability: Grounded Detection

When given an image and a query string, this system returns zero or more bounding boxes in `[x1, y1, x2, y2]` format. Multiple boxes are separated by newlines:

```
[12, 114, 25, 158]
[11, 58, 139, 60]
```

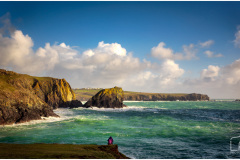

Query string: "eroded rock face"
[84, 86, 125, 108]
[0, 69, 82, 125]
[33, 78, 82, 109]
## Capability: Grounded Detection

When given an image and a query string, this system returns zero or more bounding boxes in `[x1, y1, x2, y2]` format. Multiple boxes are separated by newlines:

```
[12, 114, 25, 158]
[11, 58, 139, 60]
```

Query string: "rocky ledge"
[0, 69, 82, 125]
[84, 86, 125, 108]
[0, 143, 129, 159]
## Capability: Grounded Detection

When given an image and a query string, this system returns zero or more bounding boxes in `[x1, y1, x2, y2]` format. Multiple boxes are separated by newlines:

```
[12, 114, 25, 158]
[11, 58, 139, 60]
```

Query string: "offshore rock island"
[0, 69, 82, 125]
[84, 86, 125, 108]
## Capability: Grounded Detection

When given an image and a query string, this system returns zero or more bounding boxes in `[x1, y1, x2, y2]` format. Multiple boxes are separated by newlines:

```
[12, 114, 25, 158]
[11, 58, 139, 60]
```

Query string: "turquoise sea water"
[0, 101, 240, 159]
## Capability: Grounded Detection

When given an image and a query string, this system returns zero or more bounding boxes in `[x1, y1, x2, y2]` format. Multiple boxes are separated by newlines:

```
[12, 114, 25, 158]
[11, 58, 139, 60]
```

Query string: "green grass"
[73, 89, 102, 94]
[73, 89, 101, 101]
[34, 76, 57, 82]
[0, 143, 129, 159]
[0, 70, 33, 91]
[0, 73, 19, 91]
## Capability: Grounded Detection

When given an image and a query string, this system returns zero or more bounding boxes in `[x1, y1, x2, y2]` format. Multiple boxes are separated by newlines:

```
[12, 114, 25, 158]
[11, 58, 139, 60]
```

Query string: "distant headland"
[73, 88, 210, 102]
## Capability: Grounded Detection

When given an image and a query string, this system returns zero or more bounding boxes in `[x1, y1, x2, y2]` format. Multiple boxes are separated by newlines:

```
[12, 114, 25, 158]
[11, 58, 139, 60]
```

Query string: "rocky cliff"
[0, 69, 82, 125]
[32, 77, 82, 108]
[84, 86, 125, 108]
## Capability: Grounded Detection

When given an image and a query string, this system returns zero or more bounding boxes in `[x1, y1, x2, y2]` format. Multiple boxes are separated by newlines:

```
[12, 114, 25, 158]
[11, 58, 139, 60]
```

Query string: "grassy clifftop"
[0, 143, 129, 159]
[74, 89, 102, 101]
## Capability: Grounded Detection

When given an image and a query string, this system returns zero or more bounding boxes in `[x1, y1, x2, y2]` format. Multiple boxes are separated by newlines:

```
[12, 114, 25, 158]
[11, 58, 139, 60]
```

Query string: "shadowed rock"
[0, 143, 129, 159]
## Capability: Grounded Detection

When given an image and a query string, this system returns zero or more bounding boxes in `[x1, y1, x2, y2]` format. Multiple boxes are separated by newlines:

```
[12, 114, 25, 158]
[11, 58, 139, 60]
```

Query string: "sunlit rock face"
[84, 86, 125, 108]
[0, 69, 82, 125]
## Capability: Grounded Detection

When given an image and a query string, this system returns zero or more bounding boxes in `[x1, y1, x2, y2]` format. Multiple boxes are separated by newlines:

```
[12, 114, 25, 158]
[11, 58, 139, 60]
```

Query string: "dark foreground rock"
[0, 69, 82, 125]
[0, 143, 129, 159]
[84, 86, 125, 108]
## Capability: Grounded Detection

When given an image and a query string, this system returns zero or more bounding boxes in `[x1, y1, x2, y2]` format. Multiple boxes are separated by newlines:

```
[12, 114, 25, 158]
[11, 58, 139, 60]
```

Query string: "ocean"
[0, 101, 240, 159]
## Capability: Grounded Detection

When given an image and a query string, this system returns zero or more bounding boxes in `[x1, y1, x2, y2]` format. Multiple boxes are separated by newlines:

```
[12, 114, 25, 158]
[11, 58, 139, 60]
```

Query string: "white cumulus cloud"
[0, 30, 35, 72]
[221, 59, 240, 85]
[182, 44, 198, 60]
[234, 25, 240, 48]
[159, 59, 185, 84]
[151, 42, 176, 60]
[204, 50, 223, 58]
[151, 42, 197, 60]
[199, 40, 214, 48]
[201, 65, 220, 81]
[95, 41, 127, 56]
[121, 59, 185, 92]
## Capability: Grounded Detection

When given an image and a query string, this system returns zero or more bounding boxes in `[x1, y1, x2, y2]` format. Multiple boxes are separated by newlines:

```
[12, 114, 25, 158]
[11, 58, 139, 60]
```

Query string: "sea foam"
[0, 108, 75, 128]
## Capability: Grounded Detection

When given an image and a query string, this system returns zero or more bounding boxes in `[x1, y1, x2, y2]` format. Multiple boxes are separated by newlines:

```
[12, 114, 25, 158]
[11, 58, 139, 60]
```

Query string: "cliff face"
[84, 86, 125, 108]
[33, 78, 82, 109]
[0, 69, 82, 125]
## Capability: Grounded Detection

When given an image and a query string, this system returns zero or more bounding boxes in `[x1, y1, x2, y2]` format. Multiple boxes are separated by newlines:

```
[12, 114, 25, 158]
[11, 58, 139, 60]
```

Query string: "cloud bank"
[0, 25, 184, 91]
[0, 14, 239, 99]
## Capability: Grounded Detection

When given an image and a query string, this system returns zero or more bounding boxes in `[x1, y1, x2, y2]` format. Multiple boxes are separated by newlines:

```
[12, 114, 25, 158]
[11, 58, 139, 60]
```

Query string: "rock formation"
[32, 78, 82, 109]
[84, 86, 125, 108]
[0, 69, 82, 125]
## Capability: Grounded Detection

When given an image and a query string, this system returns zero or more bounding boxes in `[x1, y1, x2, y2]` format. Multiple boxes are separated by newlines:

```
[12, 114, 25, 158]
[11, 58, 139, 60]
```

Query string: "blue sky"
[0, 1, 240, 99]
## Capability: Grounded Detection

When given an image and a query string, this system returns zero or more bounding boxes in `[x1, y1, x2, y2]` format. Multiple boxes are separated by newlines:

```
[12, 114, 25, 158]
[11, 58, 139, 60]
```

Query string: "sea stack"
[0, 69, 82, 125]
[84, 86, 125, 108]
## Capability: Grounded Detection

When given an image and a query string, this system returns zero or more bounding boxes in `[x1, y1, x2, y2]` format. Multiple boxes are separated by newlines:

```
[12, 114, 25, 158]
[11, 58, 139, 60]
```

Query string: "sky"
[0, 1, 240, 99]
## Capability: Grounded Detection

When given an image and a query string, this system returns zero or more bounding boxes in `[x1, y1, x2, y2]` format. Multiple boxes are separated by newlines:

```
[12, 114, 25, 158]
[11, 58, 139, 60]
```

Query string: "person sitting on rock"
[108, 136, 113, 145]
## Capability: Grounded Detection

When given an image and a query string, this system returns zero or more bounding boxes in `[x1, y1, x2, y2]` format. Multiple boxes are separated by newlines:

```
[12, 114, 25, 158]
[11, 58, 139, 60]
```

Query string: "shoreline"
[0, 143, 129, 159]
[1, 100, 236, 127]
